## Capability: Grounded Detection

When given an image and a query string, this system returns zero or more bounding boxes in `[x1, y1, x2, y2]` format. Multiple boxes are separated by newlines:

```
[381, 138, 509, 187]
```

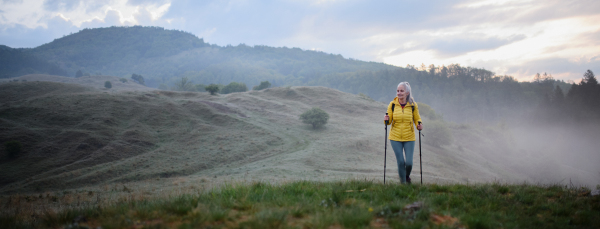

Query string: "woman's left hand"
[417, 123, 423, 130]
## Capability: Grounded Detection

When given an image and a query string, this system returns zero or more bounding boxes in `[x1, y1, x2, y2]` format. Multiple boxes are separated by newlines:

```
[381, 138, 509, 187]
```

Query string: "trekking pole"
[418, 121, 423, 185]
[384, 113, 388, 184]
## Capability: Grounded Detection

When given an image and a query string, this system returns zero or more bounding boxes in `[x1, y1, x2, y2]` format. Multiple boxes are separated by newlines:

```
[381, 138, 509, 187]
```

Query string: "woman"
[384, 82, 423, 184]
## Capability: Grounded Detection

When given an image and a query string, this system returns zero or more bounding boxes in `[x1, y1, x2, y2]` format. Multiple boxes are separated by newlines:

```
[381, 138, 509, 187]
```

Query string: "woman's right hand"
[384, 114, 389, 121]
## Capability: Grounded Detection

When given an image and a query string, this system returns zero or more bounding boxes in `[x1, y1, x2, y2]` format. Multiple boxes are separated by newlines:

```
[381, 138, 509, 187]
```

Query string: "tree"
[205, 84, 220, 95]
[221, 82, 248, 94]
[131, 73, 145, 85]
[4, 140, 22, 159]
[104, 81, 112, 88]
[175, 77, 195, 91]
[553, 85, 564, 103]
[534, 72, 554, 83]
[75, 69, 83, 78]
[300, 107, 330, 129]
[582, 70, 597, 85]
[253, 81, 271, 90]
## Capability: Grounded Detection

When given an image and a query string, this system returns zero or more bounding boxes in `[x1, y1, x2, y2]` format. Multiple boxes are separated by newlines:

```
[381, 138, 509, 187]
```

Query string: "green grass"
[3, 180, 599, 228]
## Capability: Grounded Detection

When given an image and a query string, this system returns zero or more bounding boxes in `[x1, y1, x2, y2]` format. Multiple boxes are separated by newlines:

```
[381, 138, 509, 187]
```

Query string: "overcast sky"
[1, 0, 599, 82]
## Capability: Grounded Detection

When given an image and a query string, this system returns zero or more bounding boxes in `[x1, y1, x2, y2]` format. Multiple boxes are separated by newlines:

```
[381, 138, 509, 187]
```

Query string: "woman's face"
[397, 84, 408, 101]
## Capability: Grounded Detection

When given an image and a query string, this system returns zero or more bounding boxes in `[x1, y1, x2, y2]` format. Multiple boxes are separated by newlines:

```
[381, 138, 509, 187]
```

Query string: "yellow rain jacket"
[385, 97, 422, 142]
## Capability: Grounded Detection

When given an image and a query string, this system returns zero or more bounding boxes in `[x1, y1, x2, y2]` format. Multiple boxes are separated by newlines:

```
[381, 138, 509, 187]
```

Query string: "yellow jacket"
[385, 97, 422, 142]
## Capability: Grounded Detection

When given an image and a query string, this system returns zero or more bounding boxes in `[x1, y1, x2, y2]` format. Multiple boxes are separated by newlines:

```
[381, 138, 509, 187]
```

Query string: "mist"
[506, 120, 600, 187]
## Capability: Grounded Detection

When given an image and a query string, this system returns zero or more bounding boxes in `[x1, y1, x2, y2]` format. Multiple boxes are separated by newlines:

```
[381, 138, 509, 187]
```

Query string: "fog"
[505, 120, 600, 187]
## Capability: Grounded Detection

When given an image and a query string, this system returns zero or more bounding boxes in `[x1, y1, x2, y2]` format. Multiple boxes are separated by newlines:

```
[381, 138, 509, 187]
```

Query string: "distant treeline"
[2, 26, 598, 123]
[315, 64, 576, 123]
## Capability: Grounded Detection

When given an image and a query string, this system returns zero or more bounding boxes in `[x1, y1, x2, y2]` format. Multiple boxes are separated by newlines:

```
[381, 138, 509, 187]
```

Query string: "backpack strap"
[391, 103, 415, 120]
[392, 103, 414, 114]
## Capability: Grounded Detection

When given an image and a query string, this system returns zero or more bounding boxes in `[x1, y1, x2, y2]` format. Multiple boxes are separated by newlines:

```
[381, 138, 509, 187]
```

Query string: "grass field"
[2, 180, 599, 228]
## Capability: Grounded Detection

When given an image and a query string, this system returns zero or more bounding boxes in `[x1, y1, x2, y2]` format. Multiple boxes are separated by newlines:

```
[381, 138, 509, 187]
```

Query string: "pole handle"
[385, 113, 389, 125]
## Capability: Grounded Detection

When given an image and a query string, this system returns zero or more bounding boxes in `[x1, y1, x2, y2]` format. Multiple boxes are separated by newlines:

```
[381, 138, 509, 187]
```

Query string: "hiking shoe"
[406, 176, 411, 184]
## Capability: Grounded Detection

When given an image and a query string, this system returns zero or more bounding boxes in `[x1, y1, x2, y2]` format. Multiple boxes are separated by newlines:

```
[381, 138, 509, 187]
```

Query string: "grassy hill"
[2, 77, 597, 195]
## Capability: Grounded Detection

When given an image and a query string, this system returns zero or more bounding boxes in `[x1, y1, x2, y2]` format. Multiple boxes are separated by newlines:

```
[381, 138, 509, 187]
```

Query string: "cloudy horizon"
[1, 0, 598, 82]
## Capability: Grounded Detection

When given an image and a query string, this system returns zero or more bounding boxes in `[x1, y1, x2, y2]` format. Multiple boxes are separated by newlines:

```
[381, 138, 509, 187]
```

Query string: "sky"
[1, 0, 599, 82]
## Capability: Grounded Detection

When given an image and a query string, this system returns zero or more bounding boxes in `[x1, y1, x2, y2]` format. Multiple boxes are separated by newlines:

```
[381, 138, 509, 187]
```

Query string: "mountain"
[22, 26, 395, 88]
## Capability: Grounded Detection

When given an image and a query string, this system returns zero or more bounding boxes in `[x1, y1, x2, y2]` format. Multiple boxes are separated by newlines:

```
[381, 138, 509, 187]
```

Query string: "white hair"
[397, 82, 415, 104]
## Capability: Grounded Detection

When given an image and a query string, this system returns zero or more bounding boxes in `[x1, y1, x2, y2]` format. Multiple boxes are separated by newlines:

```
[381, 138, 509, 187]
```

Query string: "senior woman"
[384, 82, 423, 184]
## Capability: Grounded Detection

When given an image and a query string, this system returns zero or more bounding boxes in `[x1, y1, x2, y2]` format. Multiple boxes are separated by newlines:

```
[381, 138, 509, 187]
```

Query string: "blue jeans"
[390, 140, 415, 183]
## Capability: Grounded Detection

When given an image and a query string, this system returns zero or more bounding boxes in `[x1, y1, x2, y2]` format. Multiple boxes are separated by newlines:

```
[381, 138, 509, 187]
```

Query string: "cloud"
[2, 0, 23, 3]
[127, 0, 169, 5]
[0, 15, 78, 48]
[161, 0, 306, 45]
[1, 0, 600, 82]
[43, 0, 81, 11]
[506, 56, 600, 81]
[429, 34, 526, 57]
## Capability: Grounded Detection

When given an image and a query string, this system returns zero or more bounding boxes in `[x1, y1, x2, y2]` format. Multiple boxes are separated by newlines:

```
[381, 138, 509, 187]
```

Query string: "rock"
[591, 189, 600, 196]
[403, 201, 423, 214]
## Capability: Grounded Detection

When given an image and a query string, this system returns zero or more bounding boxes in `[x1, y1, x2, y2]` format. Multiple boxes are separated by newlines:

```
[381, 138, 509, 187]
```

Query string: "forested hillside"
[0, 45, 68, 78]
[23, 26, 395, 88]
[3, 26, 599, 123]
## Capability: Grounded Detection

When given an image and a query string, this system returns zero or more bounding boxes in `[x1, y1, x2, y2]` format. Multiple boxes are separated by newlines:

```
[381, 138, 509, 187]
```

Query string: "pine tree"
[553, 85, 564, 103]
[582, 70, 597, 85]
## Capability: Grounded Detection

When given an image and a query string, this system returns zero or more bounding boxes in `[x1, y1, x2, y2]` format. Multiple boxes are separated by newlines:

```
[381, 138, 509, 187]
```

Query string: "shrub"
[104, 81, 112, 89]
[119, 78, 127, 83]
[417, 102, 442, 121]
[425, 120, 453, 147]
[300, 107, 330, 129]
[175, 77, 195, 91]
[131, 73, 145, 85]
[221, 82, 248, 94]
[5, 140, 22, 159]
[253, 81, 271, 90]
[205, 84, 220, 95]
